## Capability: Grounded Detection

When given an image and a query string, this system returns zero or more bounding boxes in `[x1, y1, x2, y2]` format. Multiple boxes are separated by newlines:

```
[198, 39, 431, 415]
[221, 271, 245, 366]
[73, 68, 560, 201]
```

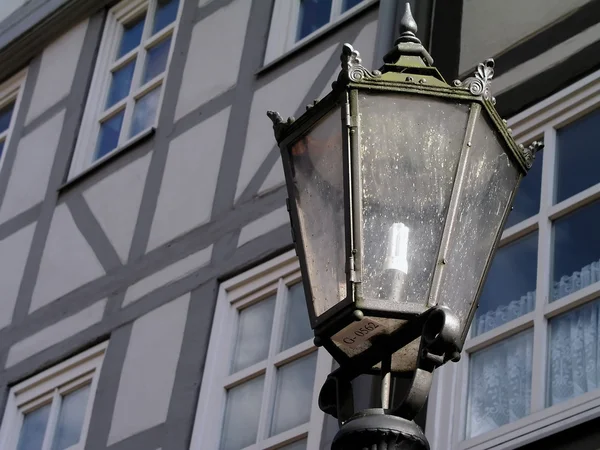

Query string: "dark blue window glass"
[95, 111, 125, 160]
[118, 15, 145, 58]
[342, 0, 364, 12]
[106, 60, 136, 108]
[297, 0, 333, 41]
[153, 0, 180, 34]
[505, 149, 543, 228]
[0, 101, 15, 134]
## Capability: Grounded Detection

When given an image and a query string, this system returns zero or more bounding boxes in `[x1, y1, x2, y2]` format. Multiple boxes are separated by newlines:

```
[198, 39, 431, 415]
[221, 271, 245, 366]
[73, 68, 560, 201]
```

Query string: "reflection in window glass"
[153, 0, 180, 34]
[17, 404, 51, 450]
[467, 331, 533, 438]
[297, 0, 333, 41]
[95, 111, 125, 160]
[270, 353, 317, 436]
[221, 375, 264, 450]
[280, 283, 313, 351]
[106, 60, 136, 108]
[231, 296, 276, 373]
[130, 87, 161, 137]
[474, 233, 537, 336]
[0, 101, 15, 134]
[548, 298, 600, 406]
[51, 385, 91, 450]
[143, 37, 172, 83]
[552, 200, 600, 302]
[556, 108, 600, 203]
[505, 149, 542, 228]
[118, 15, 145, 58]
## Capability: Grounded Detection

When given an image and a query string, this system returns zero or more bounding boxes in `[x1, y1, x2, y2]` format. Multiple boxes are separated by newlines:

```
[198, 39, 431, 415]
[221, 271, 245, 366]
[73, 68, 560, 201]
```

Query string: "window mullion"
[530, 127, 557, 412]
[40, 390, 61, 450]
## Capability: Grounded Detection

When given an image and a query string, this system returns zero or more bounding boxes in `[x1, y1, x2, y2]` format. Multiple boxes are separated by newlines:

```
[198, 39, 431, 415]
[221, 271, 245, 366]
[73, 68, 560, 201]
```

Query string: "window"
[190, 251, 332, 450]
[427, 68, 600, 450]
[0, 71, 26, 171]
[70, 0, 181, 177]
[265, 0, 373, 64]
[0, 343, 107, 450]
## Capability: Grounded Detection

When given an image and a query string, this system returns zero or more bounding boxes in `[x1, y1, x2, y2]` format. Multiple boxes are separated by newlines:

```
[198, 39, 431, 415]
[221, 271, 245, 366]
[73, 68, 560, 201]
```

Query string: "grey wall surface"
[0, 0, 381, 449]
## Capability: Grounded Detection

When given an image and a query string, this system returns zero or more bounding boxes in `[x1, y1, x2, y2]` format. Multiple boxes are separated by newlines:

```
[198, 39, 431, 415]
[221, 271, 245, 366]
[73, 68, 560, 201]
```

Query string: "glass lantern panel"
[290, 107, 346, 318]
[357, 92, 469, 308]
[436, 112, 521, 335]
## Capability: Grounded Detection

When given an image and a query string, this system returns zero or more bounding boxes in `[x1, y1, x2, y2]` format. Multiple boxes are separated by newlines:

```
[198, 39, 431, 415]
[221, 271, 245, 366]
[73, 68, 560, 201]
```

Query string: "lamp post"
[268, 4, 542, 449]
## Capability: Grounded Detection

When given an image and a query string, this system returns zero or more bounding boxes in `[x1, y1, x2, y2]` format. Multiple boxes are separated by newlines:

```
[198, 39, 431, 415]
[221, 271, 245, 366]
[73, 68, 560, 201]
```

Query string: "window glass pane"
[342, 0, 364, 12]
[474, 233, 537, 336]
[270, 352, 317, 436]
[95, 111, 125, 160]
[118, 15, 145, 58]
[297, 0, 333, 41]
[280, 440, 307, 450]
[556, 108, 600, 203]
[467, 330, 533, 438]
[231, 296, 276, 373]
[220, 375, 264, 450]
[51, 385, 91, 450]
[130, 86, 161, 137]
[548, 298, 600, 406]
[0, 140, 5, 161]
[17, 404, 51, 450]
[552, 200, 600, 302]
[106, 60, 136, 108]
[505, 149, 542, 228]
[143, 37, 172, 84]
[153, 0, 179, 34]
[0, 101, 15, 134]
[280, 283, 313, 351]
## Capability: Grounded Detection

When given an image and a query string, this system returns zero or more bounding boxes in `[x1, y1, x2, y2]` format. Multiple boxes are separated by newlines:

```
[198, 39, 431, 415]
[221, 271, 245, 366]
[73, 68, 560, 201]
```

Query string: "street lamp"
[268, 4, 541, 449]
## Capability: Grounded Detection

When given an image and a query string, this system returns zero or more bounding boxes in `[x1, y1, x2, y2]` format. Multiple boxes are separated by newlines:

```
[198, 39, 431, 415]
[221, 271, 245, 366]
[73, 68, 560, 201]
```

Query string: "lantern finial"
[383, 2, 433, 66]
[398, 3, 420, 44]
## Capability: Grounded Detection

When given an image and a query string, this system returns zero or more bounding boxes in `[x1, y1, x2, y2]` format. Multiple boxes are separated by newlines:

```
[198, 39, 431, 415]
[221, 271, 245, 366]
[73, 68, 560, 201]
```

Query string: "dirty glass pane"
[297, 0, 333, 41]
[505, 149, 542, 228]
[270, 352, 317, 436]
[556, 108, 600, 203]
[467, 330, 533, 438]
[95, 111, 125, 160]
[17, 404, 51, 450]
[130, 86, 161, 137]
[231, 296, 275, 373]
[474, 233, 537, 336]
[118, 15, 145, 58]
[280, 283, 312, 351]
[221, 375, 264, 450]
[106, 60, 135, 108]
[143, 37, 172, 83]
[552, 200, 600, 301]
[153, 0, 180, 34]
[290, 107, 346, 317]
[51, 385, 91, 450]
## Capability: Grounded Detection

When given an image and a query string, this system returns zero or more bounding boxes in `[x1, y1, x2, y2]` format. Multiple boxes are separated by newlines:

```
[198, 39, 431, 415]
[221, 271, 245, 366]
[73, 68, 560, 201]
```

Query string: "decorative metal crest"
[453, 59, 496, 104]
[267, 111, 295, 144]
[519, 140, 544, 169]
[334, 44, 381, 88]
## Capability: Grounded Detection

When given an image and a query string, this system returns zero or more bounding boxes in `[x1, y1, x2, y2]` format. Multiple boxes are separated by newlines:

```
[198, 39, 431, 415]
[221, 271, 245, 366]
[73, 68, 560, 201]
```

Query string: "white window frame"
[426, 68, 600, 450]
[0, 69, 27, 172]
[69, 0, 182, 179]
[0, 342, 108, 450]
[265, 0, 377, 65]
[190, 250, 333, 450]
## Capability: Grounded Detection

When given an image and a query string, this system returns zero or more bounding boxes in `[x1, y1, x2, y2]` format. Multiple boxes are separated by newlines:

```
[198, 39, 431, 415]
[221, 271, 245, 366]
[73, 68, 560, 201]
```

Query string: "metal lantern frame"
[268, 5, 542, 438]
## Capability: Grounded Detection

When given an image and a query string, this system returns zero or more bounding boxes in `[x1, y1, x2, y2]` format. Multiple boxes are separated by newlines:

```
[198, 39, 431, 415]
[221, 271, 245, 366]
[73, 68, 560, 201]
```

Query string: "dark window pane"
[17, 404, 51, 450]
[552, 200, 600, 301]
[505, 149, 542, 228]
[342, 0, 364, 12]
[153, 0, 179, 34]
[0, 101, 15, 134]
[95, 111, 125, 160]
[143, 37, 171, 83]
[556, 108, 600, 203]
[118, 15, 145, 58]
[297, 0, 333, 41]
[474, 233, 538, 336]
[106, 60, 136, 108]
[548, 298, 600, 406]
[0, 140, 5, 161]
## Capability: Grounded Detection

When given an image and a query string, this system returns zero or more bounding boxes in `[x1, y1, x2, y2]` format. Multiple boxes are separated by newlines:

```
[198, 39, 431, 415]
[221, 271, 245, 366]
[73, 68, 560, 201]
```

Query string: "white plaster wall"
[0, 0, 25, 23]
[26, 19, 88, 124]
[5, 299, 106, 367]
[108, 294, 189, 444]
[83, 154, 151, 263]
[148, 107, 230, 250]
[0, 111, 65, 223]
[30, 204, 105, 312]
[175, 0, 251, 120]
[238, 207, 289, 247]
[123, 245, 212, 306]
[236, 44, 338, 201]
[460, 0, 592, 73]
[0, 223, 35, 330]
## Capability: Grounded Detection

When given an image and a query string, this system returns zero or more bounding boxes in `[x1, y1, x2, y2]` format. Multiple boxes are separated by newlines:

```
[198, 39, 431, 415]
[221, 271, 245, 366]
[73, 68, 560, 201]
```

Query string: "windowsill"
[257, 0, 379, 77]
[59, 127, 155, 192]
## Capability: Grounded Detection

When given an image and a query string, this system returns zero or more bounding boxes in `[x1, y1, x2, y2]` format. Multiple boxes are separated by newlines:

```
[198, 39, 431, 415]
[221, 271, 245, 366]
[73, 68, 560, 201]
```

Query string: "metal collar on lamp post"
[268, 3, 542, 450]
